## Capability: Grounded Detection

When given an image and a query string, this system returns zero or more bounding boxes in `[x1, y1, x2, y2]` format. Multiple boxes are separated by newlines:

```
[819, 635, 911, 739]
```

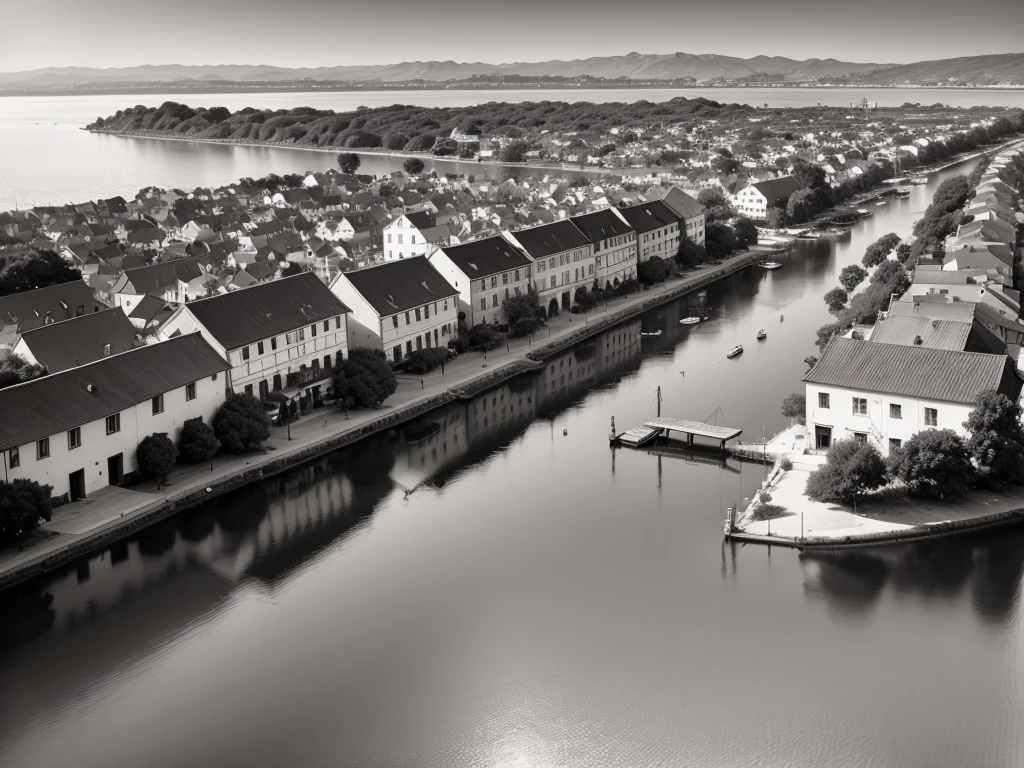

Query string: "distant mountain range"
[2, 52, 1023, 89]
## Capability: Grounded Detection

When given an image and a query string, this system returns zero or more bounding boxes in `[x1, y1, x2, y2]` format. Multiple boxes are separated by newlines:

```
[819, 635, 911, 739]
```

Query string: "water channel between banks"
[4, 154, 1024, 768]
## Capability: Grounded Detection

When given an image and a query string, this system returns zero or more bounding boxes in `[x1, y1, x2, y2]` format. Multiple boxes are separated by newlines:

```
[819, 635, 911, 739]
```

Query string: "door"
[561, 291, 570, 311]
[107, 453, 124, 486]
[69, 469, 86, 501]
[814, 425, 832, 451]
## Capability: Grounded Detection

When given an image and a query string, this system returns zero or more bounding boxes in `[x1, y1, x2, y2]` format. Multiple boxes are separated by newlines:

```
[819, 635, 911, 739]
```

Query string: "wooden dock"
[611, 416, 743, 450]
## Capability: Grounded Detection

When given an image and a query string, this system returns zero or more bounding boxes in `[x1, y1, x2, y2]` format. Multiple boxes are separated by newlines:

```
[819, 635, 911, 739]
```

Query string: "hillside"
[843, 53, 1024, 86]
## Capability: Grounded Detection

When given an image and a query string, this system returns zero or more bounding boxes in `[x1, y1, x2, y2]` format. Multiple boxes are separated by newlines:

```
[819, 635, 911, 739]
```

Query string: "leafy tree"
[381, 131, 410, 150]
[824, 287, 848, 315]
[786, 187, 820, 223]
[332, 347, 398, 410]
[212, 393, 271, 454]
[466, 324, 506, 351]
[815, 322, 845, 352]
[704, 222, 738, 259]
[403, 157, 425, 175]
[870, 259, 909, 297]
[862, 232, 900, 268]
[803, 355, 818, 370]
[781, 392, 806, 425]
[205, 106, 231, 123]
[887, 429, 973, 499]
[402, 348, 448, 374]
[765, 207, 789, 229]
[733, 217, 758, 249]
[177, 418, 220, 466]
[135, 433, 177, 488]
[0, 479, 53, 548]
[0, 353, 46, 390]
[0, 250, 80, 297]
[336, 152, 361, 175]
[675, 237, 707, 268]
[501, 142, 528, 163]
[503, 292, 544, 336]
[839, 265, 868, 292]
[805, 439, 887, 505]
[791, 158, 828, 190]
[963, 390, 1024, 483]
[638, 256, 671, 285]
[696, 189, 733, 222]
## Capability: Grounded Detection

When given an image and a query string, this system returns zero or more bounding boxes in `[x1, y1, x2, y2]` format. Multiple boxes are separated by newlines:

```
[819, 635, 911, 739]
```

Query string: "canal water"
[4, 155, 1022, 768]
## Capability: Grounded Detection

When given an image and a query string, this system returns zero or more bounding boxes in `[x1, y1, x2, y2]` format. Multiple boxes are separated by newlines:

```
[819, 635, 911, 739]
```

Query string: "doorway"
[561, 291, 570, 311]
[814, 425, 832, 451]
[69, 469, 86, 501]
[107, 453, 124, 486]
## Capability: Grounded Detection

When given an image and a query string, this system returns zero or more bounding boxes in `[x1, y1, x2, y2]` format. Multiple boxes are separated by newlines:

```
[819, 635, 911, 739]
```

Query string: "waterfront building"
[662, 186, 707, 245]
[902, 270, 1022, 319]
[0, 333, 228, 501]
[159, 272, 349, 405]
[803, 336, 1021, 455]
[730, 176, 801, 220]
[0, 280, 106, 349]
[570, 208, 637, 291]
[107, 255, 206, 313]
[502, 220, 595, 317]
[13, 308, 139, 373]
[428, 236, 533, 328]
[617, 200, 683, 264]
[329, 256, 459, 363]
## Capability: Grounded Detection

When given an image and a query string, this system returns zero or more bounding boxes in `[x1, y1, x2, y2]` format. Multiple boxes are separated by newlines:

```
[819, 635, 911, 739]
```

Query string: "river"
[3, 87, 1024, 211]
[4, 154, 1023, 768]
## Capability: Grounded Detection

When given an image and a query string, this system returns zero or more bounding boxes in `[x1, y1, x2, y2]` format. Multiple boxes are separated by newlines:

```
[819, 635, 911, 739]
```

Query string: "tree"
[963, 390, 1024, 483]
[675, 237, 707, 268]
[824, 287, 848, 315]
[501, 142, 528, 163]
[466, 324, 506, 351]
[805, 439, 887, 505]
[704, 222, 738, 260]
[696, 189, 733, 222]
[212, 393, 271, 454]
[177, 418, 220, 466]
[0, 479, 53, 548]
[135, 433, 177, 488]
[733, 217, 758, 249]
[786, 187, 819, 223]
[403, 348, 449, 374]
[765, 207, 789, 229]
[205, 106, 231, 123]
[504, 292, 544, 336]
[332, 347, 398, 410]
[839, 265, 868, 292]
[791, 158, 828, 190]
[0, 250, 80, 297]
[0, 353, 46, 390]
[862, 232, 901, 268]
[781, 392, 806, 425]
[637, 256, 671, 285]
[815, 322, 844, 352]
[336, 152, 361, 175]
[887, 429, 973, 499]
[869, 260, 909, 298]
[403, 157, 425, 175]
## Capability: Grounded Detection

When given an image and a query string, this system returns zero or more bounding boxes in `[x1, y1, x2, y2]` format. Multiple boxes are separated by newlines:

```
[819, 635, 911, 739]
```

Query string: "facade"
[382, 211, 447, 261]
[570, 208, 637, 290]
[428, 236, 533, 328]
[662, 186, 707, 245]
[502, 220, 595, 317]
[0, 333, 228, 501]
[730, 176, 801, 220]
[159, 272, 349, 404]
[617, 200, 683, 264]
[330, 256, 459, 363]
[803, 337, 1021, 456]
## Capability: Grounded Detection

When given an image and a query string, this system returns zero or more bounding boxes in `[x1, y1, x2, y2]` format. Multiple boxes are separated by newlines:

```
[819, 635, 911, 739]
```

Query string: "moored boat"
[640, 330, 662, 338]
[756, 329, 767, 340]
[727, 344, 744, 358]
[761, 261, 783, 270]
[679, 316, 702, 325]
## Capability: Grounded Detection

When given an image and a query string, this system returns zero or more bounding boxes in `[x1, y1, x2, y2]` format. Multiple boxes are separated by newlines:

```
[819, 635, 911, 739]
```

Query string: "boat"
[756, 329, 767, 340]
[727, 345, 744, 358]
[857, 208, 873, 217]
[875, 200, 887, 206]
[910, 175, 928, 185]
[795, 231, 821, 240]
[761, 261, 783, 270]
[640, 330, 662, 338]
[679, 316, 702, 325]
[894, 188, 911, 199]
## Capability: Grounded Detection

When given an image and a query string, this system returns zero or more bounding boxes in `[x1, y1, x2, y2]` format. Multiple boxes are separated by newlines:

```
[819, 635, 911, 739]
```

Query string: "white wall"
[638, 222, 681, 262]
[683, 212, 706, 245]
[383, 216, 431, 261]
[595, 232, 637, 288]
[732, 187, 768, 219]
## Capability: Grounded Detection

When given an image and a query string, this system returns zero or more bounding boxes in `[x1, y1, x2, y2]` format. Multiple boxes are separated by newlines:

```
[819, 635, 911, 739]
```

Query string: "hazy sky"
[2, 0, 1023, 72]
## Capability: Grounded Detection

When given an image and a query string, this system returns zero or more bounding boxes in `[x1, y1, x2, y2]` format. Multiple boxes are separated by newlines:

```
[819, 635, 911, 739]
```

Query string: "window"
[387, 234, 392, 243]
[411, 236, 417, 244]
[152, 394, 164, 415]
[393, 316, 399, 328]
[405, 311, 411, 324]
[244, 384, 254, 397]
[889, 404, 902, 419]
[323, 320, 329, 332]
[242, 346, 250, 361]
[406, 340, 412, 355]
[491, 276, 497, 289]
[924, 407, 938, 426]
[106, 413, 120, 434]
[271, 337, 278, 351]
[889, 438, 902, 452]
[335, 316, 341, 329]
[818, 393, 829, 409]
[479, 279, 486, 291]
[311, 323, 317, 337]
[324, 355, 331, 370]
[480, 298, 487, 310]
[424, 304, 430, 320]
[853, 432, 867, 445]
[503, 273, 508, 285]
[852, 398, 867, 416]
[103, 344, 111, 356]
[37, 438, 49, 460]
[68, 427, 81, 450]
[414, 308, 421, 322]
[9, 446, 19, 468]
[492, 294, 498, 308]
[397, 234, 403, 244]
[416, 336, 423, 351]
[514, 269, 520, 281]
[185, 382, 197, 401]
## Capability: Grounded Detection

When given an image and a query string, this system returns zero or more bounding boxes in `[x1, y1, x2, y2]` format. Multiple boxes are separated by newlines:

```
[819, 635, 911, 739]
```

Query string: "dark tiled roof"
[405, 211, 434, 229]
[617, 200, 680, 234]
[751, 176, 801, 205]
[804, 336, 1018, 405]
[18, 309, 138, 373]
[0, 280, 102, 332]
[663, 187, 705, 219]
[868, 316, 972, 351]
[570, 209, 633, 243]
[340, 256, 458, 316]
[510, 220, 591, 259]
[438, 236, 532, 278]
[185, 272, 349, 351]
[112, 256, 204, 294]
[0, 333, 228, 451]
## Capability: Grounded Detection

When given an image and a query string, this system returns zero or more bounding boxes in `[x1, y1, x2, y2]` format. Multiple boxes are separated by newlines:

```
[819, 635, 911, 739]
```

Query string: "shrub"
[503, 291, 544, 330]
[177, 418, 220, 465]
[336, 152, 361, 175]
[781, 393, 806, 425]
[467, 324, 505, 351]
[733, 217, 758, 248]
[839, 265, 868, 292]
[676, 237, 707, 268]
[0, 352, 46, 391]
[135, 433, 177, 487]
[511, 317, 541, 337]
[404, 348, 449, 374]
[403, 157, 425, 175]
[638, 256, 671, 286]
[332, 347, 398, 410]
[824, 287, 848, 315]
[805, 439, 887, 505]
[0, 479, 53, 547]
[887, 429, 973, 499]
[964, 390, 1024, 483]
[213, 393, 271, 454]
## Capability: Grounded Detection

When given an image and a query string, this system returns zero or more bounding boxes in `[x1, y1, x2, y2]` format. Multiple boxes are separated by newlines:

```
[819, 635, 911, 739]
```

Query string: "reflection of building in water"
[391, 405, 468, 493]
[537, 320, 642, 411]
[465, 375, 538, 446]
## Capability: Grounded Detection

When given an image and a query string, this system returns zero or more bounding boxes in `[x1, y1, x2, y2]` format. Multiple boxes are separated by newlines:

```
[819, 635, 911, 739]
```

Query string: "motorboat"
[761, 261, 783, 270]
[679, 316, 702, 325]
[875, 200, 887, 206]
[727, 345, 744, 358]
[857, 208, 873, 217]
[894, 188, 911, 199]
[757, 329, 767, 340]
[910, 176, 928, 185]
[640, 330, 662, 338]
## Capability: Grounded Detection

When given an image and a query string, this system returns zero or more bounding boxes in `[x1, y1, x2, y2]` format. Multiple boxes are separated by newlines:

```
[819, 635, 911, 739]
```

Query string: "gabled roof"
[405, 210, 434, 230]
[17, 308, 138, 373]
[437, 236, 532, 278]
[868, 315, 972, 351]
[0, 333, 229, 451]
[112, 256, 204, 294]
[750, 175, 801, 205]
[0, 280, 102, 332]
[662, 186, 704, 219]
[507, 219, 591, 259]
[570, 208, 633, 243]
[184, 272, 349, 351]
[617, 200, 680, 234]
[803, 336, 1018, 405]
[886, 299, 977, 323]
[337, 256, 458, 316]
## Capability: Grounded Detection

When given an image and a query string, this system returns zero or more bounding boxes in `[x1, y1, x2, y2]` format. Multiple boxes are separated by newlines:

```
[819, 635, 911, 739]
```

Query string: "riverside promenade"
[0, 250, 766, 590]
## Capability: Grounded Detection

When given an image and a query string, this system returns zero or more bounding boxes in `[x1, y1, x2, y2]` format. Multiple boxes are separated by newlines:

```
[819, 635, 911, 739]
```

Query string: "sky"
[2, 0, 1023, 72]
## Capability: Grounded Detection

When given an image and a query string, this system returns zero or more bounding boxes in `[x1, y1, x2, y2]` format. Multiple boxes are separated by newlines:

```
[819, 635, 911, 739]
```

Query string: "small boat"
[679, 316, 702, 325]
[727, 345, 744, 358]
[761, 261, 783, 270]
[894, 188, 911, 199]
[875, 200, 887, 206]
[857, 208, 873, 217]
[640, 330, 662, 338]
[795, 231, 821, 240]
[910, 176, 928, 185]
[757, 329, 767, 340]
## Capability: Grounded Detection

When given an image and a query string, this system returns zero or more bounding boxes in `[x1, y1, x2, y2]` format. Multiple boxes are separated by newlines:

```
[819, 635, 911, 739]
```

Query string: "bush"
[824, 287, 848, 315]
[336, 152, 361, 175]
[0, 479, 53, 547]
[704, 222, 739, 259]
[676, 237, 707, 268]
[0, 352, 46, 391]
[177, 418, 220, 465]
[572, 286, 598, 312]
[213, 393, 271, 454]
[332, 347, 398, 410]
[887, 429, 973, 499]
[839, 265, 868, 292]
[511, 317, 541, 337]
[404, 348, 449, 374]
[805, 439, 887, 505]
[733, 217, 758, 248]
[638, 256, 671, 286]
[135, 433, 177, 487]
[403, 157, 425, 175]
[467, 324, 505, 351]
[504, 291, 544, 329]
[964, 390, 1024, 483]
[781, 393, 806, 425]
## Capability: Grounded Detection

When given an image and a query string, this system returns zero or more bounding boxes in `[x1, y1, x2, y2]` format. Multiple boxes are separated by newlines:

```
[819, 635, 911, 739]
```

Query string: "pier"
[611, 416, 743, 450]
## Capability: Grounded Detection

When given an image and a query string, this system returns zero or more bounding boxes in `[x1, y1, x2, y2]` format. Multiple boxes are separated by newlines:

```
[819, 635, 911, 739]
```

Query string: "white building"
[803, 337, 1020, 455]
[729, 176, 801, 220]
[0, 333, 228, 501]
[570, 208, 637, 291]
[663, 186, 707, 246]
[159, 272, 350, 405]
[428, 236, 534, 328]
[330, 256, 459, 363]
[108, 256, 206, 314]
[382, 211, 451, 261]
[502, 220, 595, 317]
[617, 200, 683, 263]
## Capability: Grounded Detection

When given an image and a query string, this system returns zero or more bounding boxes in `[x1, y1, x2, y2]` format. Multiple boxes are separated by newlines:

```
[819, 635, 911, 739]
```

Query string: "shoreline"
[0, 251, 765, 592]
